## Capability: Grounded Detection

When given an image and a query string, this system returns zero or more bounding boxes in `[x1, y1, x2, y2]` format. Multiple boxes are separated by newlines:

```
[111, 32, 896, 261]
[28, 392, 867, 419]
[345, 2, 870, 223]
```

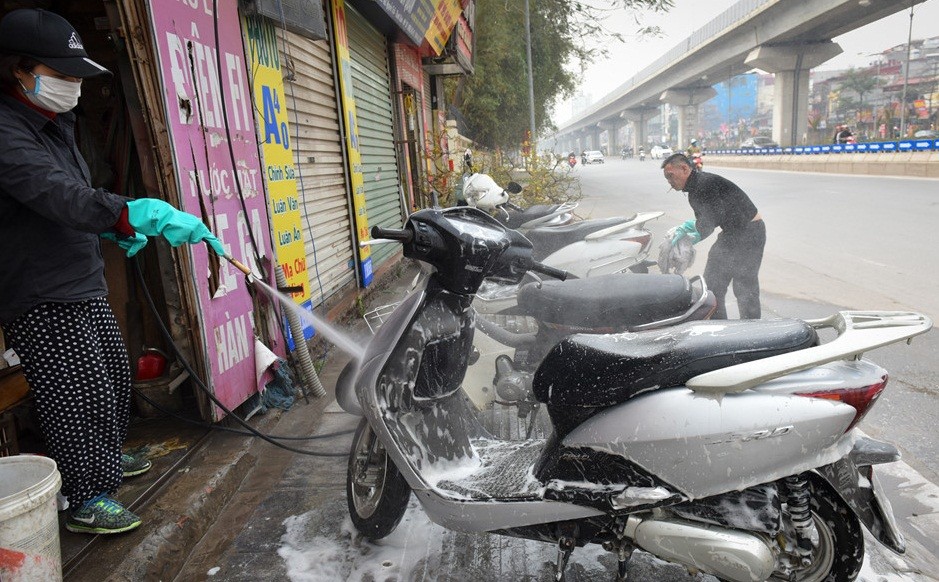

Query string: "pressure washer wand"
[223, 254, 257, 282]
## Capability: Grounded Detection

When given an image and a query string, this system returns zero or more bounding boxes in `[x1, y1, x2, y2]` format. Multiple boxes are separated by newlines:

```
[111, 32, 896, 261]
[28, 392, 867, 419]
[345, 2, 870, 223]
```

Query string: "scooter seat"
[501, 204, 561, 230]
[518, 273, 692, 329]
[526, 217, 627, 261]
[533, 319, 817, 408]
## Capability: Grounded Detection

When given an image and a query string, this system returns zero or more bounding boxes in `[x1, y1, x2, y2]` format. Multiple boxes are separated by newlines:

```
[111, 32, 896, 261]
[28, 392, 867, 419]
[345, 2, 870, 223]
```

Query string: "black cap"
[0, 9, 110, 78]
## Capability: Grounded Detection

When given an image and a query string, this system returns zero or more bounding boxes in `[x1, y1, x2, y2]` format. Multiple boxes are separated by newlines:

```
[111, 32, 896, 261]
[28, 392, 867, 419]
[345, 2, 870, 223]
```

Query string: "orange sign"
[425, 0, 462, 54]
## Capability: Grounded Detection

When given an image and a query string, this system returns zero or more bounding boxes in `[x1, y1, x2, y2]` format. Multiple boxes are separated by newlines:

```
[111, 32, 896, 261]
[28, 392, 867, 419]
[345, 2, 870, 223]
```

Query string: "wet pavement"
[56, 413, 210, 576]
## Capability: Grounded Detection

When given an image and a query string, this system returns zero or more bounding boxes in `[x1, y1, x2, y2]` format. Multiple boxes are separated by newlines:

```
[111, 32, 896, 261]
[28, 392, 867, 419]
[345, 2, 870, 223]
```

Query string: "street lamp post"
[523, 0, 537, 151]
[899, 0, 914, 138]
[931, 60, 939, 128]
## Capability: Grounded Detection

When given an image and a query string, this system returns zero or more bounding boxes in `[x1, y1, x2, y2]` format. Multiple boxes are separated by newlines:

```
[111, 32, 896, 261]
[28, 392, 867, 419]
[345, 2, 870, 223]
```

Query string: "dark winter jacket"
[0, 93, 127, 324]
[682, 170, 758, 241]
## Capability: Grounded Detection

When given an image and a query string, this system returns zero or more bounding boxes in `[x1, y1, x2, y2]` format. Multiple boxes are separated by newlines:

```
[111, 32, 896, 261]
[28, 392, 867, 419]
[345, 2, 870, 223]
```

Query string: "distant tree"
[837, 67, 883, 131]
[452, 0, 673, 150]
[836, 94, 858, 120]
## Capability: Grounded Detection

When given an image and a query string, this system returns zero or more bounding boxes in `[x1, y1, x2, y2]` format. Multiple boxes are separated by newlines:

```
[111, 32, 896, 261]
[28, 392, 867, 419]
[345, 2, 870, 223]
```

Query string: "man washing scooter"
[661, 153, 765, 319]
[0, 8, 225, 534]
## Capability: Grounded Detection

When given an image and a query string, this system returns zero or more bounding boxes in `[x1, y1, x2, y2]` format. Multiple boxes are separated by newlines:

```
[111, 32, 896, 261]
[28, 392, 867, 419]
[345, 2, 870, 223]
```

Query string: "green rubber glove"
[100, 231, 148, 257]
[670, 219, 701, 246]
[126, 199, 227, 256]
[681, 219, 701, 244]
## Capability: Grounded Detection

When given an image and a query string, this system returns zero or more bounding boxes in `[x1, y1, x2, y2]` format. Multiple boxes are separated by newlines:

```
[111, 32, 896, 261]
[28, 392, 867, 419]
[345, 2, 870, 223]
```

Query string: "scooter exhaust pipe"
[624, 516, 776, 582]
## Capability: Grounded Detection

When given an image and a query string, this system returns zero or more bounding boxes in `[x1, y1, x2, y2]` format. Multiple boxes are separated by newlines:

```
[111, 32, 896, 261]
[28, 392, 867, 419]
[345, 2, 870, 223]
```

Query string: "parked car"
[740, 136, 779, 149]
[913, 129, 938, 139]
[581, 150, 605, 164]
[650, 144, 673, 159]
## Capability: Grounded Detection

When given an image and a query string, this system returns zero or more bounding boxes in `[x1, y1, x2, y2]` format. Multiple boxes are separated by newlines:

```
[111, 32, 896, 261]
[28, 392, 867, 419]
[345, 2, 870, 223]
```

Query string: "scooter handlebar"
[370, 226, 413, 243]
[531, 261, 572, 281]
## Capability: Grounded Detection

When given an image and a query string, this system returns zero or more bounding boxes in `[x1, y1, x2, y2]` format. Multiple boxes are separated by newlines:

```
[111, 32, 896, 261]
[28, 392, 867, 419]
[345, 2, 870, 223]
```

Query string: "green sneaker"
[65, 494, 142, 534]
[121, 452, 152, 477]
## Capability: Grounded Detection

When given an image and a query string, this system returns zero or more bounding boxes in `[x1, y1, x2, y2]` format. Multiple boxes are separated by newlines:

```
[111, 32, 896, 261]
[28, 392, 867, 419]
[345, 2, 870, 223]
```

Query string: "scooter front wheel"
[346, 418, 411, 540]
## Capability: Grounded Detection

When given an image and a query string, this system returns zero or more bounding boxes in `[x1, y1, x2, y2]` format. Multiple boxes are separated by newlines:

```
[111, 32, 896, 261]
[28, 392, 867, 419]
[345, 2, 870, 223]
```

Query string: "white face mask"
[20, 74, 82, 113]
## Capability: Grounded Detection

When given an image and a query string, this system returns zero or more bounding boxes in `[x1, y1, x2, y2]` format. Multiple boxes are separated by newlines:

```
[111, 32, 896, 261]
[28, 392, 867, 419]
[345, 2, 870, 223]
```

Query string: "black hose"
[131, 384, 354, 441]
[132, 258, 349, 457]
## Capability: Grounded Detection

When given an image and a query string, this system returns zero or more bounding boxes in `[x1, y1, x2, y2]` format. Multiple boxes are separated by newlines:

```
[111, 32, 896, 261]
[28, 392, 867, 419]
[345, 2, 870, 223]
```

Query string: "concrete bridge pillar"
[622, 107, 659, 155]
[745, 41, 841, 147]
[600, 119, 624, 155]
[660, 87, 717, 150]
[574, 130, 587, 154]
[588, 128, 602, 152]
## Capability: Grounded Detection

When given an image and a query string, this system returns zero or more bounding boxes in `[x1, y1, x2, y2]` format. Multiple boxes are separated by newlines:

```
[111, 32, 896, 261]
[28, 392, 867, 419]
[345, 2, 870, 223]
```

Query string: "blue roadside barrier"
[706, 139, 938, 155]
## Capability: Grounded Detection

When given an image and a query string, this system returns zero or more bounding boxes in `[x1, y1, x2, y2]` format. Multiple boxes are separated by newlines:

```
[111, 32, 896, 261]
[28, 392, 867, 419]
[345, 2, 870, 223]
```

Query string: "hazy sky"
[553, 0, 939, 123]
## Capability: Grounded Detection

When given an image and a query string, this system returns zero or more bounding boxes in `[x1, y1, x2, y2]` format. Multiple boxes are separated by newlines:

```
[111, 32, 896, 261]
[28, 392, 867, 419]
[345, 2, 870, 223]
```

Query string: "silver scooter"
[462, 172, 662, 257]
[461, 172, 663, 314]
[337, 206, 931, 582]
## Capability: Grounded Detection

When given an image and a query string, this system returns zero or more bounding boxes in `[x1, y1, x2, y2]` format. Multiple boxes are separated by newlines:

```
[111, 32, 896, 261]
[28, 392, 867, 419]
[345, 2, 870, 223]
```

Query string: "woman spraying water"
[0, 8, 225, 535]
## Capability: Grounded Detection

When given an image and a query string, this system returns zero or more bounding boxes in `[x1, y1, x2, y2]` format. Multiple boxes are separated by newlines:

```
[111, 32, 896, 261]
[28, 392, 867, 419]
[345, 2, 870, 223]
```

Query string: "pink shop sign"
[148, 0, 277, 418]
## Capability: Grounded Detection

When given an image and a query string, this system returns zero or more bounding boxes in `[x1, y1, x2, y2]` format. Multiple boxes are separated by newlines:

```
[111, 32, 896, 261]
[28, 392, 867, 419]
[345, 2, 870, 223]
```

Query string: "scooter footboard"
[815, 436, 906, 554]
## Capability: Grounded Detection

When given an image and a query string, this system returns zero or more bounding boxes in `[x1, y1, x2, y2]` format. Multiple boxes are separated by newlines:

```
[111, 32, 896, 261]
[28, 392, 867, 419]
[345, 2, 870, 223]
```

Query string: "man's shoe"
[121, 452, 152, 477]
[65, 494, 142, 534]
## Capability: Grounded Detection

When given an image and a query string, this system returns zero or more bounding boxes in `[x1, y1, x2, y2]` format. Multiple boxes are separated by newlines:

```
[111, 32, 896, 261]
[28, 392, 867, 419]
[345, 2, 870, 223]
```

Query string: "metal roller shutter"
[279, 27, 356, 304]
[346, 5, 404, 268]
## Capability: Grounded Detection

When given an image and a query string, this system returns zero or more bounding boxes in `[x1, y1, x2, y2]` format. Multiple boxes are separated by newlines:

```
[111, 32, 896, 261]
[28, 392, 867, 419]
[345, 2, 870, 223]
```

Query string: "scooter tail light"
[622, 233, 651, 250]
[795, 375, 888, 433]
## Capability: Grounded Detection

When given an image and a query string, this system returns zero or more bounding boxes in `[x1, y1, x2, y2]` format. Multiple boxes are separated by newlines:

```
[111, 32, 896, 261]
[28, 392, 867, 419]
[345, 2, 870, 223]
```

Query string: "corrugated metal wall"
[346, 5, 404, 269]
[279, 27, 356, 304]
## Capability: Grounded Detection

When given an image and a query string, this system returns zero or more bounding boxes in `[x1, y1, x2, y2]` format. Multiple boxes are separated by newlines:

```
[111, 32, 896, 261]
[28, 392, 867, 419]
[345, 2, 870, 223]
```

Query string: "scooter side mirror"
[506, 181, 523, 194]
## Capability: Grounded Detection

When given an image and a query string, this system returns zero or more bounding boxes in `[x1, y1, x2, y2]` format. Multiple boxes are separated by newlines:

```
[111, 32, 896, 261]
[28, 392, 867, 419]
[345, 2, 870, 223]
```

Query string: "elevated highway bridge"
[550, 0, 928, 154]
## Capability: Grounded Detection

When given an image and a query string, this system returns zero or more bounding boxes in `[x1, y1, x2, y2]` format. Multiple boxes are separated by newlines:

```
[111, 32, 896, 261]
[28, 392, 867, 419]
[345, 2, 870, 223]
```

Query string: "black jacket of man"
[682, 169, 758, 240]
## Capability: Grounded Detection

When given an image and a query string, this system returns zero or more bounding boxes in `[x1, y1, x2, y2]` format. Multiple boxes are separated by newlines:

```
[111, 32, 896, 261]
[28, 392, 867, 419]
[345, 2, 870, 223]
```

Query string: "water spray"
[220, 253, 327, 398]
[221, 245, 365, 380]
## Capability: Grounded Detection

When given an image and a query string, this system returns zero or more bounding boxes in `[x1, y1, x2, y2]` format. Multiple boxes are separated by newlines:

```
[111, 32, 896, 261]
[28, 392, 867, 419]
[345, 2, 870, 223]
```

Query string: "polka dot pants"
[4, 297, 130, 507]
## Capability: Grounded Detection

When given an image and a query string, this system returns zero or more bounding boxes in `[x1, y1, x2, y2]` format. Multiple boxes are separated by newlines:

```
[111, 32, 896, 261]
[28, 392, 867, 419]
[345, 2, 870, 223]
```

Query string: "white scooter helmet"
[461, 173, 508, 209]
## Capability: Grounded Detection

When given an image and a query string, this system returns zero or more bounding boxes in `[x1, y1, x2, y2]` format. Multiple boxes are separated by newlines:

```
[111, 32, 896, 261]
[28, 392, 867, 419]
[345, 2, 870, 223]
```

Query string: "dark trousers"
[703, 220, 766, 319]
[4, 297, 130, 506]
